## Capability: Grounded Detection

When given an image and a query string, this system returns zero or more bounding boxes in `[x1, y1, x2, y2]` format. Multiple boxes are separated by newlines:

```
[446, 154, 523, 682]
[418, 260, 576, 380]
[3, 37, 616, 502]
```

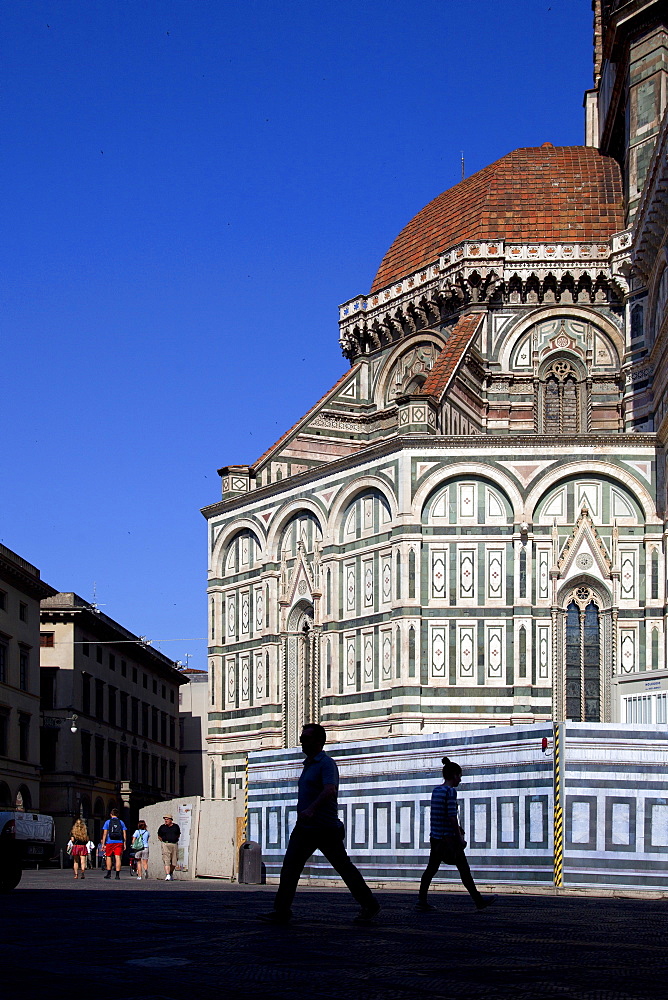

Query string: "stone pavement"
[2, 869, 666, 999]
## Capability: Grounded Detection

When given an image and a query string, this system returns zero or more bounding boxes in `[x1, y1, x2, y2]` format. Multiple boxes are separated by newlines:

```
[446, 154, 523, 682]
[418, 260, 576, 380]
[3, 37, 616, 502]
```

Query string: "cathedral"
[202, 1, 668, 797]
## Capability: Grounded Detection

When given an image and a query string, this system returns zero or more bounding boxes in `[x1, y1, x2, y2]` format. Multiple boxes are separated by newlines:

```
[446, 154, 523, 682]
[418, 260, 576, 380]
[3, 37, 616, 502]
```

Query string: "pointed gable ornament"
[556, 506, 612, 582]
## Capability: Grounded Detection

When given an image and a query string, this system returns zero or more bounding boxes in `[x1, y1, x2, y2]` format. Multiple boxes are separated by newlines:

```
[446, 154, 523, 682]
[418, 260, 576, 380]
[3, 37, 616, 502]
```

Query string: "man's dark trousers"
[273, 822, 375, 913]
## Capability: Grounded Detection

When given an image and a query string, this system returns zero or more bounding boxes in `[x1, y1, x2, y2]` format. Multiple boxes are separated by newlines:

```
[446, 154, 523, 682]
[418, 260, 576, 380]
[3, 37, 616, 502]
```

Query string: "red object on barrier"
[542, 737, 548, 752]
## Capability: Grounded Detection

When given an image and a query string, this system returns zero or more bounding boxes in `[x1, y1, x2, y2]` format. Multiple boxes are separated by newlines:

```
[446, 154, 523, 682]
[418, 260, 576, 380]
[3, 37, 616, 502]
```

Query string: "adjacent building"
[0, 544, 56, 811]
[201, 1, 668, 795]
[39, 593, 187, 845]
[178, 667, 208, 797]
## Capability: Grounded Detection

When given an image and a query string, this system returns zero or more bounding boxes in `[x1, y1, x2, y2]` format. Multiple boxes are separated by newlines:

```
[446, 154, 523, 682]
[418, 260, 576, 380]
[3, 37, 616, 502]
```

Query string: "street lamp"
[67, 714, 78, 733]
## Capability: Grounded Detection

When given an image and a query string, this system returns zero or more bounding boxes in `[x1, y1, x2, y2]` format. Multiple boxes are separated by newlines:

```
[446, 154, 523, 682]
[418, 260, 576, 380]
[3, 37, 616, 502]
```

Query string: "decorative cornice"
[201, 432, 656, 519]
[339, 237, 630, 361]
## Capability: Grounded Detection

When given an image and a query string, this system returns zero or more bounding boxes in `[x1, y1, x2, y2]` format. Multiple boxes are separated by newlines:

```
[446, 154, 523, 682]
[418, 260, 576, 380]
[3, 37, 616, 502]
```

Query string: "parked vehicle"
[0, 811, 55, 891]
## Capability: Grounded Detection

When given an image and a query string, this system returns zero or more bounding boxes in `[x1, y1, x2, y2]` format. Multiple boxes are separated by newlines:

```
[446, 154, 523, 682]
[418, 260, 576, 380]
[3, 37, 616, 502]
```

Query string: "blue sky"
[0, 0, 593, 668]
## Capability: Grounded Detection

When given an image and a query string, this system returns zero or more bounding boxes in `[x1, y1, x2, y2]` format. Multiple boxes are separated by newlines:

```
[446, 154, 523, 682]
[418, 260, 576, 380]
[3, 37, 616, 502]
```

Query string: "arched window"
[565, 588, 601, 721]
[0, 781, 11, 807]
[542, 359, 583, 434]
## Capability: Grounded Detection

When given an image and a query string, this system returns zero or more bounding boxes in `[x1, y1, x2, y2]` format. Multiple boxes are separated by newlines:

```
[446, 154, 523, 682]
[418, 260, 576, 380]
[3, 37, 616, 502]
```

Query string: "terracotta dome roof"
[370, 146, 624, 293]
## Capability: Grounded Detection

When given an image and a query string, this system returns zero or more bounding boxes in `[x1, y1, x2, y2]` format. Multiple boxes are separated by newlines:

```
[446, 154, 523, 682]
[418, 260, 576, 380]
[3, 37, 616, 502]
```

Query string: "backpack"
[108, 817, 123, 841]
[132, 831, 145, 851]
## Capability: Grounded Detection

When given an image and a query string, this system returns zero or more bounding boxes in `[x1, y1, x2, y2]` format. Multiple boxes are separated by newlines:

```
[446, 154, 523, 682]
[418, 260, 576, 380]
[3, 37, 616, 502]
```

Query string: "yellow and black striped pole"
[244, 755, 249, 842]
[553, 722, 563, 888]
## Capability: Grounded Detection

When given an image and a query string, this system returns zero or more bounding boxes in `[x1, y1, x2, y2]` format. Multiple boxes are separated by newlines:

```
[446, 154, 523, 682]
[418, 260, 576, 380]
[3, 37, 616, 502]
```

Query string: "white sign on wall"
[177, 803, 193, 870]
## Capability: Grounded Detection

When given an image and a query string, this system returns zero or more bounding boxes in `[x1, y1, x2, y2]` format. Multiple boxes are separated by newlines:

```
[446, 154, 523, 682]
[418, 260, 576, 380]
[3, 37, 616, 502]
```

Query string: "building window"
[96, 646, 103, 663]
[539, 359, 584, 434]
[169, 715, 175, 748]
[81, 732, 91, 775]
[160, 711, 167, 745]
[121, 659, 127, 678]
[40, 667, 58, 709]
[109, 654, 116, 671]
[142, 702, 149, 737]
[40, 633, 54, 647]
[143, 673, 148, 689]
[151, 707, 158, 742]
[179, 717, 185, 750]
[40, 726, 58, 771]
[152, 679, 158, 695]
[151, 755, 158, 788]
[95, 679, 104, 720]
[131, 696, 139, 734]
[119, 744, 128, 779]
[19, 647, 29, 691]
[95, 736, 104, 777]
[0, 590, 6, 611]
[565, 591, 601, 722]
[108, 686, 117, 726]
[170, 689, 174, 703]
[82, 674, 91, 715]
[120, 692, 128, 730]
[108, 741, 117, 780]
[132, 667, 137, 683]
[82, 643, 89, 656]
[19, 603, 27, 622]
[161, 684, 166, 699]
[169, 760, 176, 795]
[160, 758, 167, 790]
[18, 713, 30, 761]
[131, 747, 139, 782]
[0, 708, 9, 756]
[0, 641, 7, 684]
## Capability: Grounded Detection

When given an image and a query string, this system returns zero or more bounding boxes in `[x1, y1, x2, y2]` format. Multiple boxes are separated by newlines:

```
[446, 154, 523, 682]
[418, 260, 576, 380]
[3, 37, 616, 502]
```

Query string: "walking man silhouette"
[259, 723, 380, 924]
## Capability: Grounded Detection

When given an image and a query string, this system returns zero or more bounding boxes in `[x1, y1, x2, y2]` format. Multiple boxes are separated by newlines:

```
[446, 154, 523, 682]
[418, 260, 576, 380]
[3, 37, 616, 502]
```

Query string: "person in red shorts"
[101, 807, 127, 880]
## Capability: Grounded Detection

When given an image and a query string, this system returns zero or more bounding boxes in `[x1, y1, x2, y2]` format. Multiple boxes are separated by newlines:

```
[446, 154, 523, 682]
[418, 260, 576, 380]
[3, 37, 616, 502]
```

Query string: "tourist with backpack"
[131, 819, 150, 880]
[101, 807, 127, 880]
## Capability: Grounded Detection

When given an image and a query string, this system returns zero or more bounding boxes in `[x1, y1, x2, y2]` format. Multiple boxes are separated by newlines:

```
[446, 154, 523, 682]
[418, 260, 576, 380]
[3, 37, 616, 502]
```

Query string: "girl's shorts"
[134, 848, 149, 859]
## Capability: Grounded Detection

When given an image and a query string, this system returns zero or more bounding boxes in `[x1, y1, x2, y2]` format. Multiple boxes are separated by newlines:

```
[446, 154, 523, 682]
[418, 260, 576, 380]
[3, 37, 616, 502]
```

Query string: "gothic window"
[542, 360, 582, 434]
[565, 589, 601, 722]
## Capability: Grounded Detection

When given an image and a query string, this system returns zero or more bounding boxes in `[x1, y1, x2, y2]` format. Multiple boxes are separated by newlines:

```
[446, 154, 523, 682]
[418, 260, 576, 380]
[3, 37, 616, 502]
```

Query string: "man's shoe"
[476, 894, 498, 911]
[354, 900, 381, 923]
[258, 910, 292, 925]
[415, 900, 437, 912]
[103, 872, 111, 879]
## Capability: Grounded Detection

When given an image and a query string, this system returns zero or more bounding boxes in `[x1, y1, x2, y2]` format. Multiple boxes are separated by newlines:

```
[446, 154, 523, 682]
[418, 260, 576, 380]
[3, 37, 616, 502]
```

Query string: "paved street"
[2, 869, 666, 999]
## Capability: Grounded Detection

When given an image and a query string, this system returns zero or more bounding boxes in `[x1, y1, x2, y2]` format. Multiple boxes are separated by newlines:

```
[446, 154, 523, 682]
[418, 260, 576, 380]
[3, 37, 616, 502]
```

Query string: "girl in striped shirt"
[417, 756, 497, 912]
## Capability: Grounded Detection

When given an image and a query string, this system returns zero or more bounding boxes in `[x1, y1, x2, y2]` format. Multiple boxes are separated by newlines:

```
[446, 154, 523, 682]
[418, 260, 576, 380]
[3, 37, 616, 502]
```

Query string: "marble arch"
[412, 463, 523, 523]
[327, 476, 398, 541]
[266, 499, 325, 560]
[497, 305, 624, 371]
[373, 332, 445, 406]
[524, 463, 657, 524]
[210, 518, 266, 576]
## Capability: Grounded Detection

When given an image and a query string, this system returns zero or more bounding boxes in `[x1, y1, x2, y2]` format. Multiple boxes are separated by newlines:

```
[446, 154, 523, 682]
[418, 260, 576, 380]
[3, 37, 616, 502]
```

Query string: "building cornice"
[338, 236, 631, 362]
[40, 598, 187, 684]
[201, 432, 656, 520]
[0, 544, 57, 601]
